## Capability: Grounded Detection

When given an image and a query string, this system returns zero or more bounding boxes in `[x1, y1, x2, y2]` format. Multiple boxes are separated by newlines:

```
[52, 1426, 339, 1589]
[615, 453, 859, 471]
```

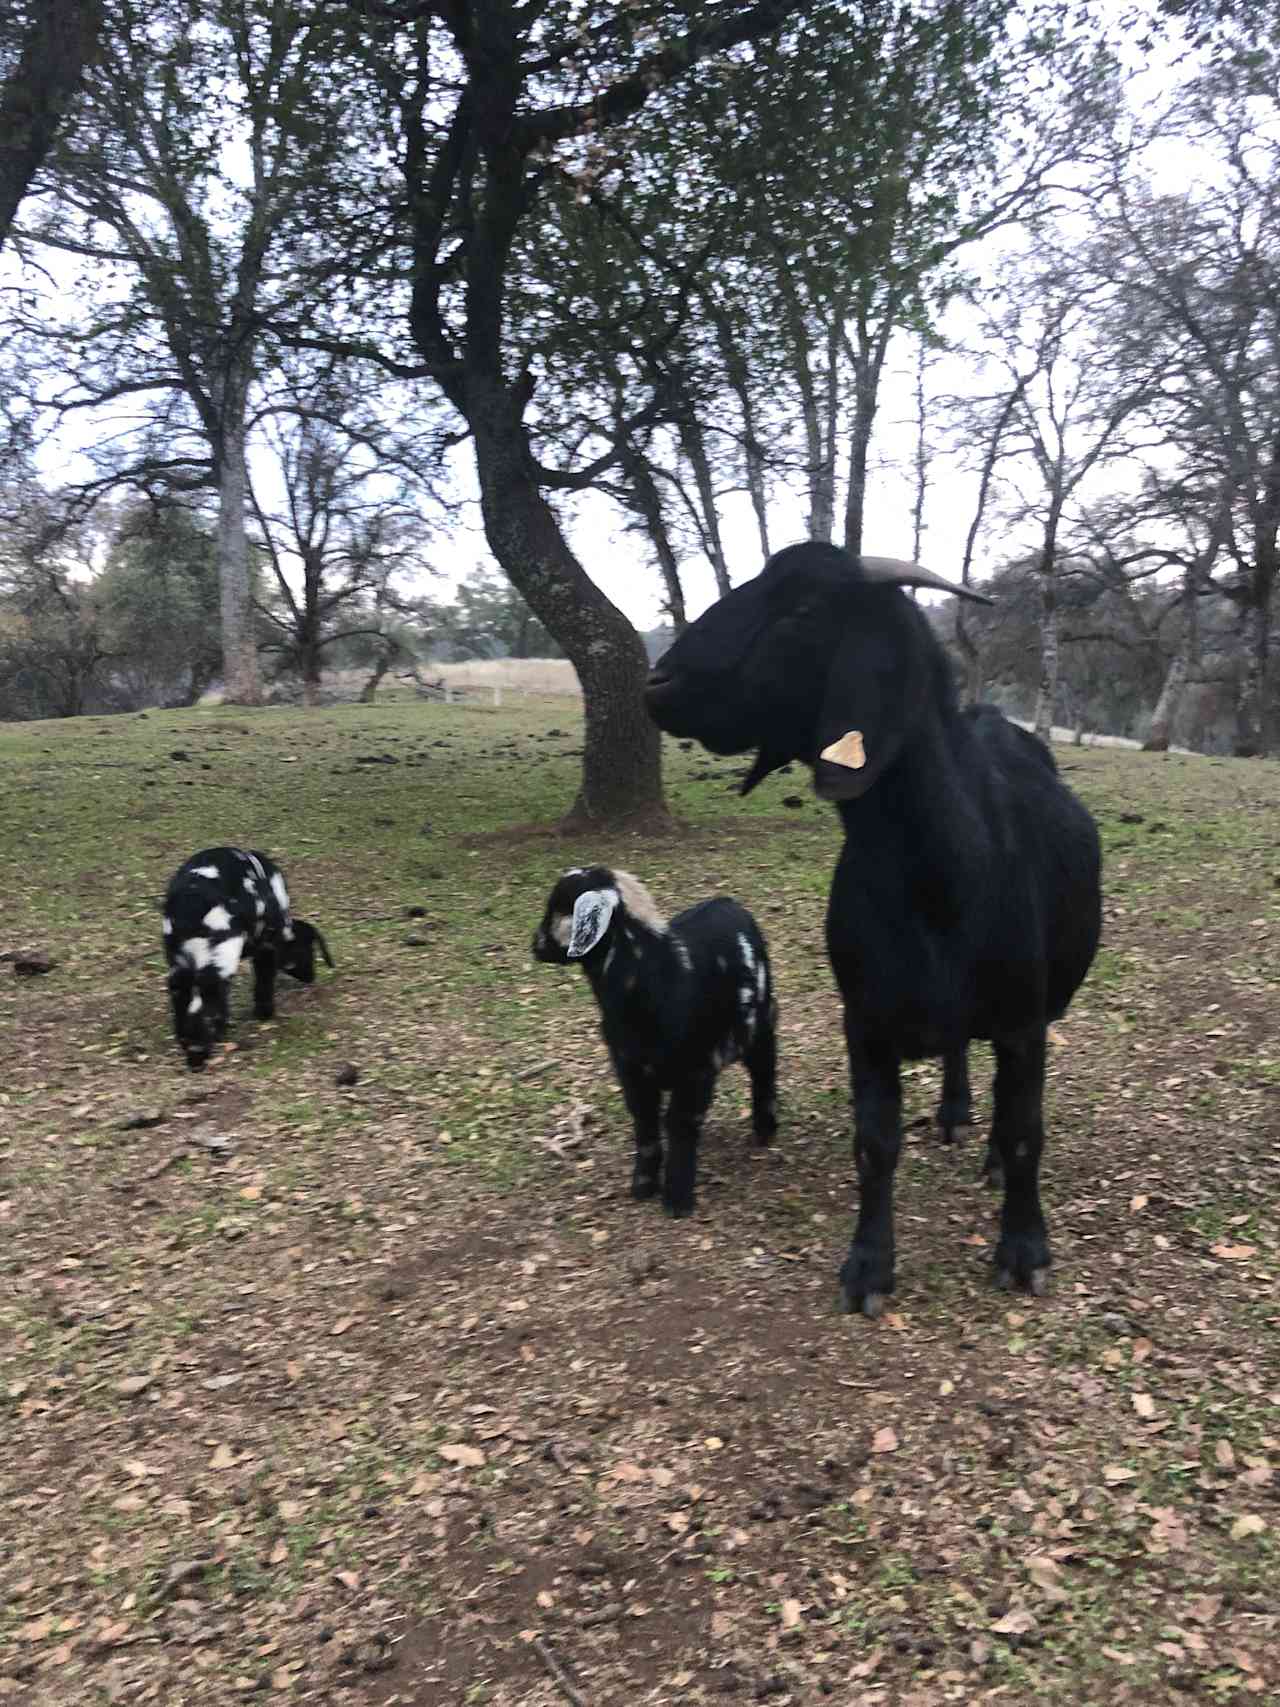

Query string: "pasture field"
[1, 698, 1279, 1707]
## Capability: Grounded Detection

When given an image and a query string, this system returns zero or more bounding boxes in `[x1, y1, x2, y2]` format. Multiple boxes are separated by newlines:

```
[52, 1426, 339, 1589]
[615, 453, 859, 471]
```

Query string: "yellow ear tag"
[820, 729, 867, 770]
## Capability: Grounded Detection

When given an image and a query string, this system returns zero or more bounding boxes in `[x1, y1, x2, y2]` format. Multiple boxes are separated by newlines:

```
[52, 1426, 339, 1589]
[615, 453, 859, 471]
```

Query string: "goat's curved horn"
[858, 555, 994, 605]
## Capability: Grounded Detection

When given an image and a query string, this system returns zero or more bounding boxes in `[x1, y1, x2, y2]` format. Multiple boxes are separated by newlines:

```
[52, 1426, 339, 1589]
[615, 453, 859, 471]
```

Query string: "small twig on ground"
[578, 1603, 621, 1628]
[532, 1636, 591, 1707]
[515, 1058, 556, 1083]
[543, 1440, 577, 1477]
[529, 1133, 580, 1161]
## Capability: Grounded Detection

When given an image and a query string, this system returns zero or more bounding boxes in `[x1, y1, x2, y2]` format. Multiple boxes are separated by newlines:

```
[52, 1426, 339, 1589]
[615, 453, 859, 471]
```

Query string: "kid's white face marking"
[551, 913, 572, 946]
[203, 904, 232, 931]
[181, 936, 211, 970]
[270, 872, 290, 915]
[162, 916, 172, 935]
[187, 993, 203, 1015]
[211, 935, 245, 979]
[192, 865, 220, 879]
[738, 932, 756, 974]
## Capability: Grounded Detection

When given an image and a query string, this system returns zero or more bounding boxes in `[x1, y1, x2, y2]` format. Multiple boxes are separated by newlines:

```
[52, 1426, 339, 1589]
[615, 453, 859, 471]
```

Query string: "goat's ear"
[812, 602, 926, 802]
[296, 919, 334, 968]
[566, 888, 617, 959]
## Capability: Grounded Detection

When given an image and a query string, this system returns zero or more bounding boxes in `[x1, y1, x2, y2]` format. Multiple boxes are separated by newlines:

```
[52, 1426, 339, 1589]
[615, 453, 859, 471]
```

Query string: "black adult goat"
[646, 542, 1101, 1314]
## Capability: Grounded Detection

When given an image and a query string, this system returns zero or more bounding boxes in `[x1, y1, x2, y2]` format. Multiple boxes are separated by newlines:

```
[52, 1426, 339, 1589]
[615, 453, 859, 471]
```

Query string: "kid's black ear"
[294, 919, 334, 968]
[812, 593, 928, 802]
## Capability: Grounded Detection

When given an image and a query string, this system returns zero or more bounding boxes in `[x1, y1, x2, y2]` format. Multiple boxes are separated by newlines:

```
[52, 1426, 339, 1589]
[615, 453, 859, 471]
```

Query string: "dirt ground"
[1, 700, 1278, 1706]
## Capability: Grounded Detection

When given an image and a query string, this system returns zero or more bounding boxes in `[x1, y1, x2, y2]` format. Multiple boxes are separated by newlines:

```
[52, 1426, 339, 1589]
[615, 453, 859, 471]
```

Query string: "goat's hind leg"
[936, 1045, 974, 1145]
[989, 1031, 1051, 1295]
[663, 1070, 715, 1218]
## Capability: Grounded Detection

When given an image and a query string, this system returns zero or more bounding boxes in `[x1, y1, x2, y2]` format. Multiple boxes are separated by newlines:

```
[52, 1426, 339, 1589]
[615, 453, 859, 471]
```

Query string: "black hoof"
[994, 1231, 1051, 1294]
[837, 1249, 894, 1318]
[753, 1113, 778, 1146]
[630, 1172, 660, 1202]
[662, 1196, 695, 1219]
[937, 1119, 974, 1147]
[980, 1150, 1003, 1190]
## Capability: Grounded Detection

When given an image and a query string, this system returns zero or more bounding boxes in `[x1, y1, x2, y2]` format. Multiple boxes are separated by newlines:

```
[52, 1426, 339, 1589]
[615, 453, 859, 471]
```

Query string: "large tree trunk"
[1234, 596, 1270, 757]
[0, 0, 101, 253]
[1145, 577, 1199, 752]
[471, 391, 667, 829]
[841, 313, 894, 558]
[842, 389, 875, 559]
[1144, 641, 1189, 753]
[216, 405, 261, 705]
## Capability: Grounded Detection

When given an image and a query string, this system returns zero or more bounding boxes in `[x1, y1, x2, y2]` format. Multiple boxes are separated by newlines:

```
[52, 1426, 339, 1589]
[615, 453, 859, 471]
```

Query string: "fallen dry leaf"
[779, 1598, 802, 1629]
[991, 1606, 1039, 1639]
[871, 1426, 899, 1455]
[1230, 1514, 1266, 1540]
[438, 1443, 485, 1469]
[1102, 1464, 1136, 1485]
[208, 1443, 237, 1471]
[1210, 1243, 1256, 1261]
[1132, 1393, 1156, 1420]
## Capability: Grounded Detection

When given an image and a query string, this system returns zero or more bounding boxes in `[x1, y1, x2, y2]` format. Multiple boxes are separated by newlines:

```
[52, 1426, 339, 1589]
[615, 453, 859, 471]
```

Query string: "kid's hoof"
[662, 1196, 695, 1219]
[630, 1173, 660, 1201]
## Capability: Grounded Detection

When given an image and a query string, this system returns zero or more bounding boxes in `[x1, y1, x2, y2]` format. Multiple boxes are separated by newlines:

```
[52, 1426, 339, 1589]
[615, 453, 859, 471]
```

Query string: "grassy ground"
[1, 698, 1279, 1707]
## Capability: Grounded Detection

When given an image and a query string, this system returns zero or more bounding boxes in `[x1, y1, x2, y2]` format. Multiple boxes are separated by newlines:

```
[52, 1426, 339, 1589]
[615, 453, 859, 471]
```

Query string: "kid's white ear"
[567, 888, 618, 958]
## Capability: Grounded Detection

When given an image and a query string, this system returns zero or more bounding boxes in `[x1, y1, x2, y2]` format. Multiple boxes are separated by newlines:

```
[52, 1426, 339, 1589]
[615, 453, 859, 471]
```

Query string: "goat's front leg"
[662, 1070, 716, 1218]
[990, 1031, 1051, 1295]
[615, 1058, 663, 1202]
[251, 946, 277, 1020]
[838, 1030, 901, 1318]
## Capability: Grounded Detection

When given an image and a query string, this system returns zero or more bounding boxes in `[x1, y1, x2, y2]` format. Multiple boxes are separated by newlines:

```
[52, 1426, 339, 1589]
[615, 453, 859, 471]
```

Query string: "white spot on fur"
[739, 985, 753, 1014]
[551, 913, 572, 947]
[716, 955, 727, 972]
[211, 935, 245, 979]
[245, 852, 268, 883]
[203, 904, 232, 931]
[187, 993, 203, 1015]
[602, 945, 616, 973]
[270, 872, 290, 915]
[756, 962, 768, 1001]
[162, 916, 172, 935]
[738, 932, 755, 973]
[673, 940, 693, 972]
[192, 865, 219, 880]
[613, 871, 666, 933]
[255, 897, 265, 915]
[181, 936, 211, 970]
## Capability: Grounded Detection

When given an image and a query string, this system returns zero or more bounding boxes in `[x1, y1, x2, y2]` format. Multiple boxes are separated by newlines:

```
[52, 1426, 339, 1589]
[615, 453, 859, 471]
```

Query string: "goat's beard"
[738, 745, 791, 796]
